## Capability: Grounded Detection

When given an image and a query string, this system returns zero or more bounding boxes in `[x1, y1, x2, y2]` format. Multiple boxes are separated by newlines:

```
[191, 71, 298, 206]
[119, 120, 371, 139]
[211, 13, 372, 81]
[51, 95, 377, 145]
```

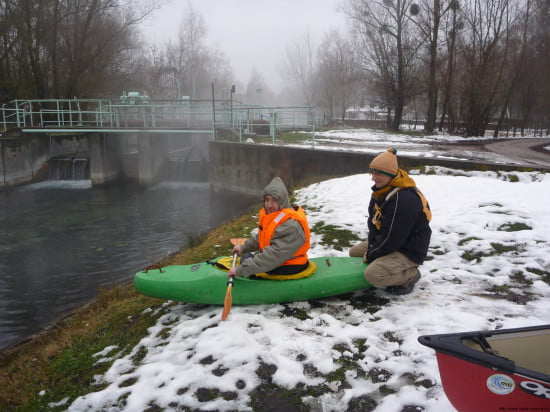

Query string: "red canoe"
[418, 324, 550, 411]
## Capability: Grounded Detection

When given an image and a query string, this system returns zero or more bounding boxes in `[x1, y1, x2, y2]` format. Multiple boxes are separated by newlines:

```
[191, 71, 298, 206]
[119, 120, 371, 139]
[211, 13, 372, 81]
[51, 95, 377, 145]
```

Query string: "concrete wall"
[86, 132, 175, 185]
[0, 136, 50, 188]
[2, 133, 92, 188]
[49, 135, 89, 157]
[208, 141, 529, 197]
[8, 134, 533, 193]
[209, 141, 374, 196]
[1, 131, 210, 189]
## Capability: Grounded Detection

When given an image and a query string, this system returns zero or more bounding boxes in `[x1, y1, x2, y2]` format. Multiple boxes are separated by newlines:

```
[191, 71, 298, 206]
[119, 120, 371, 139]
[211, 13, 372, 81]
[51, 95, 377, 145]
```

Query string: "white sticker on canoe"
[487, 374, 515, 395]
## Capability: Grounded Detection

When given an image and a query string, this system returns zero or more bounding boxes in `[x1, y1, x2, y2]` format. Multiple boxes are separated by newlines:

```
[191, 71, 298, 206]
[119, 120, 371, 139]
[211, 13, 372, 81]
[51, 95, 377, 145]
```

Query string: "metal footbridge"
[0, 95, 316, 138]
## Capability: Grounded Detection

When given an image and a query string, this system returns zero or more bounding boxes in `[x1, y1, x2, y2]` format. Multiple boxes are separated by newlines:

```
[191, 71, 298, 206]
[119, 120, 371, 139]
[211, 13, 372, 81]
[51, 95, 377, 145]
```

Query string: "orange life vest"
[258, 206, 310, 266]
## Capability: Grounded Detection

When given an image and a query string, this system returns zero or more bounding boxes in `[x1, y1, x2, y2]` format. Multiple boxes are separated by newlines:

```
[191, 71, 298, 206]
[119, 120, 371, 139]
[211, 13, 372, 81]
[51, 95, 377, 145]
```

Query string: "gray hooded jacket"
[236, 177, 307, 277]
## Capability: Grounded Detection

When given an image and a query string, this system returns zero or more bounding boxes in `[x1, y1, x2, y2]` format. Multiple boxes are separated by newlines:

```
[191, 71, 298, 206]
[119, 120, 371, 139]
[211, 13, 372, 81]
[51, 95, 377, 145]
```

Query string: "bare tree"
[280, 32, 317, 106]
[409, 0, 459, 133]
[0, 0, 162, 99]
[345, 0, 423, 131]
[18, 0, 49, 97]
[205, 47, 234, 99]
[123, 43, 166, 98]
[492, 0, 533, 137]
[512, 0, 549, 135]
[163, 4, 206, 99]
[458, 0, 521, 137]
[438, 1, 463, 132]
[317, 29, 361, 124]
[162, 4, 233, 100]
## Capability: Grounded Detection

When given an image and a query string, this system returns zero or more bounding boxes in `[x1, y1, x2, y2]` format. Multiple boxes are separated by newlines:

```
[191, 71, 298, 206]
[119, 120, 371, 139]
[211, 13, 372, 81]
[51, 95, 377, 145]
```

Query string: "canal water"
[0, 180, 257, 351]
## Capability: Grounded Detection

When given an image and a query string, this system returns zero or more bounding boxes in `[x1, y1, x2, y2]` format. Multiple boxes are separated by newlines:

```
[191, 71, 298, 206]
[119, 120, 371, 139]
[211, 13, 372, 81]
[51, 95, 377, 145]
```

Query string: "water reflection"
[0, 180, 256, 350]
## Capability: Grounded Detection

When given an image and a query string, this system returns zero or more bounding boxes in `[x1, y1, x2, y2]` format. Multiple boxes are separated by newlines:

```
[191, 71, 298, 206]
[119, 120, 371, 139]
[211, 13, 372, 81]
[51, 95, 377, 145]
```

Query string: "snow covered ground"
[288, 128, 547, 167]
[60, 130, 549, 411]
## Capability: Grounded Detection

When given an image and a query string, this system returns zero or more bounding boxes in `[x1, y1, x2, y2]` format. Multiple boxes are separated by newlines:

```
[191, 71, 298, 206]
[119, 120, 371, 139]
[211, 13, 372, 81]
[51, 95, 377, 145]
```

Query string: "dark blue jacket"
[366, 186, 431, 264]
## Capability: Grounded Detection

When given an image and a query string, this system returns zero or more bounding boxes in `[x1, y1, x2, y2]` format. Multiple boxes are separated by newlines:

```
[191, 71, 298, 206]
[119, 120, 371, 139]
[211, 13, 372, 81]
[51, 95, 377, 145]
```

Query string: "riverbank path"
[484, 138, 550, 169]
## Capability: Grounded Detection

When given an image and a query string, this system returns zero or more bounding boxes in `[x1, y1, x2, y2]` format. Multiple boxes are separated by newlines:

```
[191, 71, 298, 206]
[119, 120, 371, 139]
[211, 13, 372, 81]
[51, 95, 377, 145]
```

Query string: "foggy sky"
[141, 0, 346, 94]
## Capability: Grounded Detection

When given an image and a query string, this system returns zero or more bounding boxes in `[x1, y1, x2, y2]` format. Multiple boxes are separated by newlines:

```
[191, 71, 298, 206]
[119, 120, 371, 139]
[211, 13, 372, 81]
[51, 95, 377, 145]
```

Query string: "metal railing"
[1, 98, 317, 136]
[218, 105, 317, 142]
[1, 99, 213, 131]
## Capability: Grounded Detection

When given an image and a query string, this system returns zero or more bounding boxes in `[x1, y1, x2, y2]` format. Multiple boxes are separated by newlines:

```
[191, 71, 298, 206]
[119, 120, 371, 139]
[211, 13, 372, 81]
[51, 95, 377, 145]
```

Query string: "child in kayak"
[228, 177, 313, 279]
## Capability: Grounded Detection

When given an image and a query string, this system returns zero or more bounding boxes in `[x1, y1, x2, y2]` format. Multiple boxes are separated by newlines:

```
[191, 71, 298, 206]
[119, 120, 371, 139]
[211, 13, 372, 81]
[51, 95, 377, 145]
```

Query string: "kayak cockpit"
[462, 328, 550, 377]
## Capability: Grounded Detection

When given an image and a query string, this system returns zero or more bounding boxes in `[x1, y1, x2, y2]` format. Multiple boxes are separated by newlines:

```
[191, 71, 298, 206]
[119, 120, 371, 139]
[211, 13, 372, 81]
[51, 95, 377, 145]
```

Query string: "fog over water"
[0, 180, 256, 351]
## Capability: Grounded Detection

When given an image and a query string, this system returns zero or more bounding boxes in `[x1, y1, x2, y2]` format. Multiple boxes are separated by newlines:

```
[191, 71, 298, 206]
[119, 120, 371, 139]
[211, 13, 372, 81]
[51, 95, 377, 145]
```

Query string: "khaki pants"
[349, 241, 419, 287]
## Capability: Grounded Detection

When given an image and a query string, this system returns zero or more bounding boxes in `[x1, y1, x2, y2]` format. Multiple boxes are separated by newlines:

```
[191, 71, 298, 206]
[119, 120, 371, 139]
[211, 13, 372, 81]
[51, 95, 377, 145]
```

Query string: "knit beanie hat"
[370, 147, 398, 177]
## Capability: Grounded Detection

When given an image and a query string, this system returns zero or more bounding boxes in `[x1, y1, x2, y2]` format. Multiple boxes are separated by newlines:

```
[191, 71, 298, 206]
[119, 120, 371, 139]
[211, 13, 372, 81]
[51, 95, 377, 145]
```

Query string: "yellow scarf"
[371, 169, 432, 229]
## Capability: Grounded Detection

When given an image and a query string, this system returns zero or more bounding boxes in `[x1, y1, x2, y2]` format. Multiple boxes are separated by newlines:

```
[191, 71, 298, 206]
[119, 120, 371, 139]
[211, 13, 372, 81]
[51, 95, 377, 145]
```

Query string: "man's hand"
[231, 245, 243, 256]
[227, 267, 238, 278]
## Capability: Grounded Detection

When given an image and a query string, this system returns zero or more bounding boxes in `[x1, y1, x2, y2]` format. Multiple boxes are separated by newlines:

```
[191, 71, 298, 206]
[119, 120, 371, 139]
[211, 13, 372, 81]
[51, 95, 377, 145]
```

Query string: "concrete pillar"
[89, 132, 122, 185]
[190, 132, 213, 162]
[137, 132, 170, 185]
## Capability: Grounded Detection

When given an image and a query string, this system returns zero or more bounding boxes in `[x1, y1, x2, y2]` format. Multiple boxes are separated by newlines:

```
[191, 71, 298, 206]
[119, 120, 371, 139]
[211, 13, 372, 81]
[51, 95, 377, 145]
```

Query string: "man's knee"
[364, 253, 418, 287]
[349, 241, 368, 258]
[363, 266, 386, 286]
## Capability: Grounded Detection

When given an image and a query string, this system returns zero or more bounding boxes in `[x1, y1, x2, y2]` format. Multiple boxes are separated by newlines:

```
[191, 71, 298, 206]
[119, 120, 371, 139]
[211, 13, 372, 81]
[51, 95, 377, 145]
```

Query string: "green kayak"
[133, 256, 370, 305]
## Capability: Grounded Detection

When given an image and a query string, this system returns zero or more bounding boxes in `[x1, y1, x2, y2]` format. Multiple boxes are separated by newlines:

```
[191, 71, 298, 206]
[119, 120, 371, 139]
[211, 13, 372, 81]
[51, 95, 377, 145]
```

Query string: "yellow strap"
[255, 260, 317, 280]
[415, 189, 432, 222]
[215, 257, 317, 280]
[216, 256, 241, 270]
[372, 204, 383, 230]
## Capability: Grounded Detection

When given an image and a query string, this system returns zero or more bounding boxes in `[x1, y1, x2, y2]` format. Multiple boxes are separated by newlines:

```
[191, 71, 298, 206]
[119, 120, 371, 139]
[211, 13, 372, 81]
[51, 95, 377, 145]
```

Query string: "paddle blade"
[221, 253, 238, 321]
[230, 238, 247, 246]
[221, 283, 233, 321]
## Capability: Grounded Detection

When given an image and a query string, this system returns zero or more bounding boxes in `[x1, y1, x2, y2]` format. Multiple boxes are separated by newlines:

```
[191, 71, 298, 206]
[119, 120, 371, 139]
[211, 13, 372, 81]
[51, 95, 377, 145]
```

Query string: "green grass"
[311, 221, 360, 251]
[461, 242, 524, 262]
[458, 236, 481, 246]
[279, 132, 314, 143]
[526, 267, 550, 285]
[497, 222, 532, 232]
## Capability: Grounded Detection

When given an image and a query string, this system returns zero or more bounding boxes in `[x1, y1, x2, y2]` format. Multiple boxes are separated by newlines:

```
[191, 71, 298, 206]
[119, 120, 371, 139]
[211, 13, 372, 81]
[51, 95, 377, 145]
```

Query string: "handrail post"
[270, 110, 276, 143]
[78, 100, 82, 126]
[239, 116, 242, 142]
[57, 100, 61, 127]
[311, 107, 316, 149]
[69, 100, 73, 127]
[211, 83, 217, 140]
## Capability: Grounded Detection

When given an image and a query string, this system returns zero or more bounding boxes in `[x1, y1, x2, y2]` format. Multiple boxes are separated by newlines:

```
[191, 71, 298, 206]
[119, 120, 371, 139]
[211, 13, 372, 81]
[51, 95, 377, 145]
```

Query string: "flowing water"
[0, 179, 256, 351]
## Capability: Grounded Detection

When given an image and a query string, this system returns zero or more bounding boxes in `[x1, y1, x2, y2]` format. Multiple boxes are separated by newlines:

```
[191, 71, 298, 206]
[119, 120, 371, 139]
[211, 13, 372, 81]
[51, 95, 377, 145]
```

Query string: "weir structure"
[0, 95, 316, 188]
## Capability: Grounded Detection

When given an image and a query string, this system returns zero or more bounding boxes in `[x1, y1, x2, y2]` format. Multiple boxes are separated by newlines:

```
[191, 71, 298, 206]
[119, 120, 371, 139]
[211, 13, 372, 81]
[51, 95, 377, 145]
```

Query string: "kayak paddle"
[221, 238, 246, 321]
[221, 252, 238, 321]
